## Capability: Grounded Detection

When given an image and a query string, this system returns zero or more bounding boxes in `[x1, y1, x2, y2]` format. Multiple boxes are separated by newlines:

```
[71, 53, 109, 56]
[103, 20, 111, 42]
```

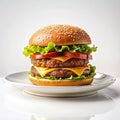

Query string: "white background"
[0, 0, 120, 77]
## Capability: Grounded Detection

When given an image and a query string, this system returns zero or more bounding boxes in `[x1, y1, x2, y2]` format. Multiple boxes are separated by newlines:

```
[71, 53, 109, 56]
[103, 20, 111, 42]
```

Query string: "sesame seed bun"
[29, 76, 93, 86]
[29, 24, 91, 46]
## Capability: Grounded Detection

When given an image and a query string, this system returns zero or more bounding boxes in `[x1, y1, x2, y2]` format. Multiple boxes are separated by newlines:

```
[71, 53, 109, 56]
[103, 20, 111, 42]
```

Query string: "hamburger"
[23, 25, 97, 86]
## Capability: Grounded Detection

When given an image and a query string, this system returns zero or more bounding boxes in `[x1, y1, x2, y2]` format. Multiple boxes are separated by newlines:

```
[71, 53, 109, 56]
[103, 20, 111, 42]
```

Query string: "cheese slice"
[34, 65, 90, 77]
[53, 56, 72, 62]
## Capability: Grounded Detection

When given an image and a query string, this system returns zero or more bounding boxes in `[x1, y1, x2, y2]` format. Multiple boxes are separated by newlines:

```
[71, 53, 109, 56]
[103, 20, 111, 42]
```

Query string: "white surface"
[0, 0, 120, 119]
[0, 78, 120, 120]
[4, 72, 115, 97]
[0, 0, 120, 77]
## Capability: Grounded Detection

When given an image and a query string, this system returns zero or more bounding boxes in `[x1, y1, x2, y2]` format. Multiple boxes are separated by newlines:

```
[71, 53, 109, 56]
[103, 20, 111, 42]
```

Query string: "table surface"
[0, 77, 120, 120]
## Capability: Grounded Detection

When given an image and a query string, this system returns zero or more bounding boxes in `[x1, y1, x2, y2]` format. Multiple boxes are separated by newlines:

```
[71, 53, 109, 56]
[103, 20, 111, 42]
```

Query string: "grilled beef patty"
[31, 66, 90, 78]
[31, 58, 88, 68]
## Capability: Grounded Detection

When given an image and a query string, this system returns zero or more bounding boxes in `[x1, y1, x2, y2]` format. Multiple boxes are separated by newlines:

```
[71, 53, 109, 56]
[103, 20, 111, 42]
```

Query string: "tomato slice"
[30, 51, 92, 60]
[30, 52, 58, 59]
[63, 51, 92, 60]
[87, 54, 92, 60]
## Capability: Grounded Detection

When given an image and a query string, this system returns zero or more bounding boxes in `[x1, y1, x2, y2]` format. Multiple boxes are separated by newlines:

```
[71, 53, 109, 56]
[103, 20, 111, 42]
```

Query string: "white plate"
[4, 72, 116, 97]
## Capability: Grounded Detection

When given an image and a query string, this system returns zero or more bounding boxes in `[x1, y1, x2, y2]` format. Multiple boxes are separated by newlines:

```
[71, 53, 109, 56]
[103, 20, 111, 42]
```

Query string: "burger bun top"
[29, 24, 91, 46]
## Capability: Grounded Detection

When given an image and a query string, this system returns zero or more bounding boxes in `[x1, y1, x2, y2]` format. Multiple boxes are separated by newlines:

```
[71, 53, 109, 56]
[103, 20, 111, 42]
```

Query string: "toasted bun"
[29, 25, 91, 46]
[29, 77, 93, 86]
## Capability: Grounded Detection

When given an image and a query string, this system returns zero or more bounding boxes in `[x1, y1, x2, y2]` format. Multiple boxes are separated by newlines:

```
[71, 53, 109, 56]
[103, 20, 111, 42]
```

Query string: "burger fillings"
[23, 25, 97, 86]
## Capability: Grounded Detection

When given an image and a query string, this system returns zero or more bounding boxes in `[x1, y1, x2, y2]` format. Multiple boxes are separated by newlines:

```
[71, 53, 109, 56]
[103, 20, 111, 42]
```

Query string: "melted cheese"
[34, 65, 90, 77]
[53, 56, 72, 62]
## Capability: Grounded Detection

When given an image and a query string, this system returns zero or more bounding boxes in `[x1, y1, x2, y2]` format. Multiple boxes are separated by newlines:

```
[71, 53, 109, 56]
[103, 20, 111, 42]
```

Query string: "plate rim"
[4, 71, 116, 88]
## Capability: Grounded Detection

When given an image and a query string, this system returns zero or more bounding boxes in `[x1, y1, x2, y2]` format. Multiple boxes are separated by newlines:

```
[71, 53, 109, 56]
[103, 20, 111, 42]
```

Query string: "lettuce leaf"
[23, 42, 97, 56]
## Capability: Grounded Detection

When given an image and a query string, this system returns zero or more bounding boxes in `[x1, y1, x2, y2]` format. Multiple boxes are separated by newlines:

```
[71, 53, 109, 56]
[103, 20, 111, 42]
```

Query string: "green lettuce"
[29, 64, 96, 80]
[23, 42, 97, 56]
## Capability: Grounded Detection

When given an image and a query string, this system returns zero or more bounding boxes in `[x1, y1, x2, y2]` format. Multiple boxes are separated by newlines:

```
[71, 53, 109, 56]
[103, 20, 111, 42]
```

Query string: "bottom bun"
[29, 77, 94, 86]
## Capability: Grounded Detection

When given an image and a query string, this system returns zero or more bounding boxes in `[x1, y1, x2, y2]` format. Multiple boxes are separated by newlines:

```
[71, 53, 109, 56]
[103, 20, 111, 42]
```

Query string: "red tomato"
[63, 51, 92, 60]
[30, 52, 58, 59]
[87, 54, 92, 60]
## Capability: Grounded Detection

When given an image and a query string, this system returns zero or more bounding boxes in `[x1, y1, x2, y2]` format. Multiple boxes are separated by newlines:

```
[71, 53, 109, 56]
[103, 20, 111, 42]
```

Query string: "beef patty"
[31, 66, 90, 78]
[31, 58, 88, 68]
